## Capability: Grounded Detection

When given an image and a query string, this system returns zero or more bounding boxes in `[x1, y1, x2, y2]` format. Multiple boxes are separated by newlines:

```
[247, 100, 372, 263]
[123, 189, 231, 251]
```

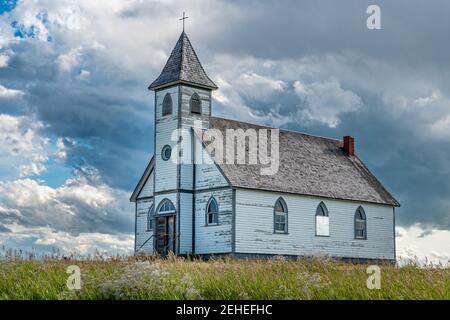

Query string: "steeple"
[149, 32, 218, 91]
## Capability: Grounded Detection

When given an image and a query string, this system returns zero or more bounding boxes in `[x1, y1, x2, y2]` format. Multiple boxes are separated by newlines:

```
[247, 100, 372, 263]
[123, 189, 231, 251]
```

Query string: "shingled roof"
[209, 117, 400, 207]
[149, 32, 218, 90]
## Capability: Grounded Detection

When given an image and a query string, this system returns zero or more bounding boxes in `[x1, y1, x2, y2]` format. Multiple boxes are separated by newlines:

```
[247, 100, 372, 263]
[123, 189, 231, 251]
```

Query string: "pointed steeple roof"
[149, 32, 218, 90]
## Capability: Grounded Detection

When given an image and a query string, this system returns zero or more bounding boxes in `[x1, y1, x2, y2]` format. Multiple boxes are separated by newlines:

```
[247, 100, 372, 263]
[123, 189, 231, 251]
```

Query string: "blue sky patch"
[0, 0, 17, 15]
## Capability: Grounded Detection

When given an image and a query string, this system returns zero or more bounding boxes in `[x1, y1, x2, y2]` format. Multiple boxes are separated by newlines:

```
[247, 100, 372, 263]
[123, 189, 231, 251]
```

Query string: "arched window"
[162, 93, 173, 116]
[206, 197, 219, 225]
[190, 93, 201, 114]
[355, 206, 367, 239]
[157, 199, 176, 214]
[147, 204, 154, 231]
[274, 198, 288, 233]
[316, 202, 330, 236]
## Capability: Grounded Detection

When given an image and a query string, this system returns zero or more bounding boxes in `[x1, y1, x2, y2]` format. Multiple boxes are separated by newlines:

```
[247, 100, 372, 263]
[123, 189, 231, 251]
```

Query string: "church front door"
[155, 215, 176, 256]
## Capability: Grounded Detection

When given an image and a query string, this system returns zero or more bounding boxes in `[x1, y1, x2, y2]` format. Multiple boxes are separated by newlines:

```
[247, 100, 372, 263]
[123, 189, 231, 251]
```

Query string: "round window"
[161, 145, 172, 161]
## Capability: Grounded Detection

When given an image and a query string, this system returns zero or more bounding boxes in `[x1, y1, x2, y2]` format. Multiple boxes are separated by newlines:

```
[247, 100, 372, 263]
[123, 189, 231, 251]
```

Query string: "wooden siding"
[179, 86, 211, 190]
[195, 148, 229, 190]
[154, 86, 179, 192]
[195, 189, 233, 254]
[179, 192, 193, 253]
[235, 189, 395, 260]
[136, 198, 154, 253]
[180, 86, 211, 129]
[137, 170, 154, 199]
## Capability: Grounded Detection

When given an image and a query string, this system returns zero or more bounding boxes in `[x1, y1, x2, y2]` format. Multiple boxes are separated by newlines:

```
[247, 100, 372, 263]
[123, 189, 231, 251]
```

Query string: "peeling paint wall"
[235, 189, 395, 260]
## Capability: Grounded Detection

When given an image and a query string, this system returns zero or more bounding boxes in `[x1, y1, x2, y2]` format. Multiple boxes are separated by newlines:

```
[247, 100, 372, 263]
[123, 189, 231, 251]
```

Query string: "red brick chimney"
[343, 136, 355, 156]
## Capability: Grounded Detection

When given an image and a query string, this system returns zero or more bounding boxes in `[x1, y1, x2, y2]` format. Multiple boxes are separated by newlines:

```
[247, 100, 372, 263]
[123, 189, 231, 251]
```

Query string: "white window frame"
[274, 198, 288, 234]
[354, 206, 367, 240]
[206, 197, 219, 226]
[315, 202, 330, 237]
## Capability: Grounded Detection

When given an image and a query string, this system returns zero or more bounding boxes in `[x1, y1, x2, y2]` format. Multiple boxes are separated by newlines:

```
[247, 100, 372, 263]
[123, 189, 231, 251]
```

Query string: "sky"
[0, 0, 449, 263]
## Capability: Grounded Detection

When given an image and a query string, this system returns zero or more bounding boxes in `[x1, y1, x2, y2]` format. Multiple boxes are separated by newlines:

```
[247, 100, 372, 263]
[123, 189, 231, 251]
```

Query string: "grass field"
[0, 253, 449, 300]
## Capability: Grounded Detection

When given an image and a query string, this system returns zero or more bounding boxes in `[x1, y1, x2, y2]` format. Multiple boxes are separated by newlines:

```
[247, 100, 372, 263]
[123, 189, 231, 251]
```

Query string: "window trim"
[205, 197, 219, 226]
[315, 201, 330, 237]
[190, 92, 202, 114]
[354, 206, 367, 240]
[273, 197, 288, 234]
[161, 145, 172, 161]
[156, 198, 176, 215]
[146, 204, 154, 231]
[162, 93, 173, 116]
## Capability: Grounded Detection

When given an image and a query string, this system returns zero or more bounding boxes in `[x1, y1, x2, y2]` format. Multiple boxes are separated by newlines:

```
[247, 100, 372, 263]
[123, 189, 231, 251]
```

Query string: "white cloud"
[55, 137, 71, 161]
[19, 162, 47, 177]
[293, 78, 363, 128]
[396, 224, 450, 266]
[0, 171, 133, 236]
[236, 72, 286, 100]
[430, 115, 450, 140]
[4, 0, 227, 73]
[76, 69, 91, 81]
[0, 54, 10, 68]
[58, 46, 84, 72]
[0, 84, 24, 99]
[413, 90, 441, 107]
[0, 114, 49, 178]
[210, 54, 366, 128]
[0, 224, 133, 256]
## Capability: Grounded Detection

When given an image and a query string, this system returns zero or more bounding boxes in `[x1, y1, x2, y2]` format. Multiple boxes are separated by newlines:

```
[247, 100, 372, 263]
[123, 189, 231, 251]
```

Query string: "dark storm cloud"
[206, 0, 450, 67]
[0, 40, 153, 190]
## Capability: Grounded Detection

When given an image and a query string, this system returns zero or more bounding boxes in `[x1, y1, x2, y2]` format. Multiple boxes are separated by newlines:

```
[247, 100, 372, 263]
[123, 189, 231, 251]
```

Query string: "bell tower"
[148, 31, 218, 254]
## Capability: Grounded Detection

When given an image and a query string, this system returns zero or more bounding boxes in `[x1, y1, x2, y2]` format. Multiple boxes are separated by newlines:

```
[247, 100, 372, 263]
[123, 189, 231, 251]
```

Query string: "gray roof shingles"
[149, 32, 218, 90]
[209, 117, 400, 207]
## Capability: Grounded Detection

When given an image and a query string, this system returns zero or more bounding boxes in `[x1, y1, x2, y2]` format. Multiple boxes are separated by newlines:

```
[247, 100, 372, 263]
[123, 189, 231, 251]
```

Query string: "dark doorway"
[155, 215, 176, 256]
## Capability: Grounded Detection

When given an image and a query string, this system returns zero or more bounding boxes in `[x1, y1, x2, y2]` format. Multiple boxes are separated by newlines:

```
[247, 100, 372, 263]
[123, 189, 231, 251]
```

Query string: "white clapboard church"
[130, 31, 400, 262]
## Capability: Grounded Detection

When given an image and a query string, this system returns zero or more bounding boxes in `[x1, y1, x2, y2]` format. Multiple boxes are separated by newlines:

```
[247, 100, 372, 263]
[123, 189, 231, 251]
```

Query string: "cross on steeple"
[179, 12, 188, 32]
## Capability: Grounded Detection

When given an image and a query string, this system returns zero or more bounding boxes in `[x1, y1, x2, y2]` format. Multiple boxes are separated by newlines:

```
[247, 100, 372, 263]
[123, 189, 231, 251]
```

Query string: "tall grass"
[0, 252, 448, 300]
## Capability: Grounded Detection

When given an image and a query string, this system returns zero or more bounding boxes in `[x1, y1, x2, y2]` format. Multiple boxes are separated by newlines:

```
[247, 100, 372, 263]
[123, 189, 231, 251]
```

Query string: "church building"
[130, 31, 399, 262]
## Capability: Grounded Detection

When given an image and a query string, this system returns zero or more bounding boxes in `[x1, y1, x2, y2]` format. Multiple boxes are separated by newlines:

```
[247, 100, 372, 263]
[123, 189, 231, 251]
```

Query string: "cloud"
[293, 78, 363, 128]
[0, 171, 133, 236]
[19, 162, 47, 177]
[0, 224, 133, 256]
[396, 225, 450, 266]
[76, 69, 90, 81]
[0, 54, 10, 67]
[0, 84, 24, 98]
[236, 72, 286, 100]
[57, 46, 84, 72]
[0, 114, 49, 178]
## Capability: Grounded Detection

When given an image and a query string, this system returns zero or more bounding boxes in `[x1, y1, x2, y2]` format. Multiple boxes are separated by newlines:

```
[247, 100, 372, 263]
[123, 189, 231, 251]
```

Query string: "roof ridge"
[349, 155, 401, 207]
[210, 116, 341, 143]
[180, 31, 186, 78]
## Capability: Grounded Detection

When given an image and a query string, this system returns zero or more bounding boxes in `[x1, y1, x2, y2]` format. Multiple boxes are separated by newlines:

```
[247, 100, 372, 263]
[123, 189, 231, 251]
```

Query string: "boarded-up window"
[355, 206, 367, 239]
[162, 93, 172, 116]
[206, 197, 218, 225]
[274, 198, 288, 233]
[316, 202, 330, 236]
[190, 93, 201, 114]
